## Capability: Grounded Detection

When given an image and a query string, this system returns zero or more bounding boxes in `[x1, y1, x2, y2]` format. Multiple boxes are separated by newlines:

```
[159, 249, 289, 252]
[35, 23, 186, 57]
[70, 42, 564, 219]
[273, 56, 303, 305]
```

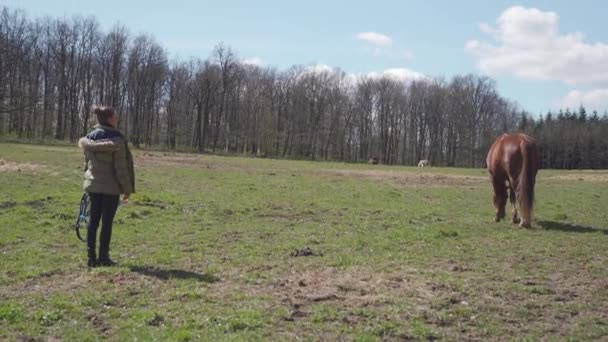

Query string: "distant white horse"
[418, 159, 430, 167]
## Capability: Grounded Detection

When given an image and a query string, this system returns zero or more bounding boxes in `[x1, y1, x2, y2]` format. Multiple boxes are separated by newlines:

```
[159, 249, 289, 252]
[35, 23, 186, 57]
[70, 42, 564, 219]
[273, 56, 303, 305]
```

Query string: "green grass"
[1, 143, 608, 341]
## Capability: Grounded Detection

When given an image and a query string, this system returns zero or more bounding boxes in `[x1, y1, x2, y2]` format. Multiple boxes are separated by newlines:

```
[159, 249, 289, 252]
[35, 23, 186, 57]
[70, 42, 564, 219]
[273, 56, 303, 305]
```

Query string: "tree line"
[1, 6, 607, 168]
[521, 107, 608, 169]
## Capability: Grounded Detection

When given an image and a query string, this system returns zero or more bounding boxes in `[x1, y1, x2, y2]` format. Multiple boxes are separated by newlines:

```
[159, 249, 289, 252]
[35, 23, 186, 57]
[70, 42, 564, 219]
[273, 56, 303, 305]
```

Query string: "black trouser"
[87, 193, 120, 260]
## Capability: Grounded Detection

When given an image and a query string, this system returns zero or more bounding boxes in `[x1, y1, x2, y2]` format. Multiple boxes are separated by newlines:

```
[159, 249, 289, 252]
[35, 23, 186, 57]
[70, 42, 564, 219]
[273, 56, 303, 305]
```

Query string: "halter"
[73, 192, 90, 242]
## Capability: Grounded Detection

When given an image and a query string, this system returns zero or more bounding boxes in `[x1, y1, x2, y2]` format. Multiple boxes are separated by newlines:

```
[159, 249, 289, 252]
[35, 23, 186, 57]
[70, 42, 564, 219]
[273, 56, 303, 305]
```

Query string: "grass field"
[1, 142, 607, 341]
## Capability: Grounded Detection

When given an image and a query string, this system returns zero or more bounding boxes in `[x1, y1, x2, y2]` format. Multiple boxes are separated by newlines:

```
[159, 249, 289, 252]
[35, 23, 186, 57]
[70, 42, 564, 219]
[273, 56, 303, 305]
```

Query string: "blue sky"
[5, 0, 608, 115]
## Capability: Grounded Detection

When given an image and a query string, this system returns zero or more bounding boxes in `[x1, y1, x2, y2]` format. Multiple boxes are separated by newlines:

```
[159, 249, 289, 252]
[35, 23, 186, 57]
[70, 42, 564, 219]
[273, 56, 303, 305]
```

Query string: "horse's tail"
[518, 139, 535, 223]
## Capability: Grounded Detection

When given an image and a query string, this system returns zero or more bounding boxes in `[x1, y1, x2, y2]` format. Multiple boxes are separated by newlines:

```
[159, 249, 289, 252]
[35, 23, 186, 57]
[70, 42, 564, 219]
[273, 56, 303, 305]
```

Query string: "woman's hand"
[121, 194, 130, 203]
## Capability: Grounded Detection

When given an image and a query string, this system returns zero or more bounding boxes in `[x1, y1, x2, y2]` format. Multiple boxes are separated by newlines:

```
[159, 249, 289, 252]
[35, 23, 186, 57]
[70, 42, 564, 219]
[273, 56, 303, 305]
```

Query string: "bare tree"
[4, 6, 608, 168]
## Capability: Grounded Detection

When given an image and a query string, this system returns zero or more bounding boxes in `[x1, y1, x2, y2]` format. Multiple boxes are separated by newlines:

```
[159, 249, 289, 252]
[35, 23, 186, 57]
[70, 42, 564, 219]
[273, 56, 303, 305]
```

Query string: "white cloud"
[478, 22, 495, 34]
[466, 6, 608, 86]
[355, 32, 393, 47]
[559, 89, 608, 109]
[366, 68, 426, 82]
[298, 64, 426, 85]
[304, 63, 333, 74]
[355, 32, 414, 62]
[242, 57, 263, 66]
[381, 68, 425, 81]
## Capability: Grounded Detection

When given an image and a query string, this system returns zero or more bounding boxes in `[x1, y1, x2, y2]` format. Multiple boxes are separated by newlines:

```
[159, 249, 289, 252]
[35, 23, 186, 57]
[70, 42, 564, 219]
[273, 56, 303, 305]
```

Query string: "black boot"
[98, 247, 116, 267]
[87, 247, 97, 268]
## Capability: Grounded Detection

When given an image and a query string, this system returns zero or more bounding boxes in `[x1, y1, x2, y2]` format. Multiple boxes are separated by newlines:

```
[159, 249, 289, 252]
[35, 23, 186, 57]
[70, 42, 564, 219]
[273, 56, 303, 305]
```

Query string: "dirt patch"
[433, 259, 471, 273]
[3, 260, 605, 339]
[86, 312, 113, 336]
[133, 198, 170, 210]
[134, 151, 269, 174]
[0, 272, 88, 299]
[205, 263, 608, 339]
[0, 268, 170, 300]
[291, 246, 318, 257]
[221, 231, 242, 243]
[205, 266, 472, 339]
[0, 201, 17, 210]
[11, 334, 62, 342]
[0, 159, 46, 173]
[254, 204, 321, 224]
[545, 173, 608, 182]
[447, 266, 608, 339]
[134, 151, 238, 170]
[20, 145, 75, 153]
[544, 269, 608, 305]
[320, 169, 486, 187]
[209, 267, 440, 314]
[24, 196, 54, 209]
[273, 268, 434, 308]
[136, 152, 209, 167]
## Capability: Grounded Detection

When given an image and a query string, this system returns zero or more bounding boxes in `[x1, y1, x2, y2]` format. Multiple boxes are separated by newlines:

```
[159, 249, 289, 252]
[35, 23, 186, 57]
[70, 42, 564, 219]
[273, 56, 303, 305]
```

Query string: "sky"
[4, 0, 608, 115]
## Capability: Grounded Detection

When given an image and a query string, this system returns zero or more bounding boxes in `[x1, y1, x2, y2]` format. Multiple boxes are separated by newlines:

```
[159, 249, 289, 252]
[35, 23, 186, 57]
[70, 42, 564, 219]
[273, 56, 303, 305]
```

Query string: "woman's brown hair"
[93, 106, 115, 126]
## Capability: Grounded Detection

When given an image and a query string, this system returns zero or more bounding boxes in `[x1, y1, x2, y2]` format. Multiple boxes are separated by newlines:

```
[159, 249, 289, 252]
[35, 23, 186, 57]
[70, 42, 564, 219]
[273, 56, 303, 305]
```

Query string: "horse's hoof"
[519, 222, 531, 228]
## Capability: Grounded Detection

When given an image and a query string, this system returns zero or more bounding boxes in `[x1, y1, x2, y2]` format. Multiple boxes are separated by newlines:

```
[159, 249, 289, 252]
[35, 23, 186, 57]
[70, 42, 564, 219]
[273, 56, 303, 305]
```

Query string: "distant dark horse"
[486, 133, 540, 227]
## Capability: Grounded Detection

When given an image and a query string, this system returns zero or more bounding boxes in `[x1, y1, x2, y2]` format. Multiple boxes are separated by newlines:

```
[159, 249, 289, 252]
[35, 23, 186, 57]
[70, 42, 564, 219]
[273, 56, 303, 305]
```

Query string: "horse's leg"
[517, 184, 532, 228]
[491, 176, 507, 222]
[508, 181, 519, 224]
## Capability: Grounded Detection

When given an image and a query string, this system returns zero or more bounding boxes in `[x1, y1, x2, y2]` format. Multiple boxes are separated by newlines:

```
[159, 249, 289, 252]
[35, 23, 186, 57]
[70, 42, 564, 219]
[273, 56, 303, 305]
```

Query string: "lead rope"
[74, 192, 90, 243]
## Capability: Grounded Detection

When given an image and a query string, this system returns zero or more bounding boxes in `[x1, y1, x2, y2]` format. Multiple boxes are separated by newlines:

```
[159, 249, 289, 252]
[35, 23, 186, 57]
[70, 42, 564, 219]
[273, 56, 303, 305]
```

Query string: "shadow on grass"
[538, 220, 607, 234]
[130, 265, 220, 283]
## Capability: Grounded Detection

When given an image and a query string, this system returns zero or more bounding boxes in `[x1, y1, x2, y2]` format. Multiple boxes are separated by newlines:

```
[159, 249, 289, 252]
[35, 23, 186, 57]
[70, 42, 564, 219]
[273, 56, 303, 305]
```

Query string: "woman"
[78, 106, 135, 267]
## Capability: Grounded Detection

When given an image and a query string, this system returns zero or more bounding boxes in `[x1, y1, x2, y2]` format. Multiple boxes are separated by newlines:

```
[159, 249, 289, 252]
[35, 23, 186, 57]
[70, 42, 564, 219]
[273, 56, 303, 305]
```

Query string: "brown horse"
[486, 133, 540, 227]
